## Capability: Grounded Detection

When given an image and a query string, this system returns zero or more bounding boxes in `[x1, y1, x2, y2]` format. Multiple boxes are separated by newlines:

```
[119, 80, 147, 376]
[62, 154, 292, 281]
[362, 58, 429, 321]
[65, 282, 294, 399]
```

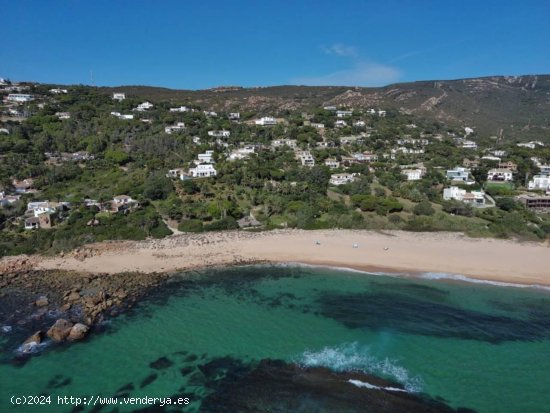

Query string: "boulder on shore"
[35, 296, 49, 307]
[47, 319, 74, 342]
[23, 331, 43, 345]
[67, 323, 89, 341]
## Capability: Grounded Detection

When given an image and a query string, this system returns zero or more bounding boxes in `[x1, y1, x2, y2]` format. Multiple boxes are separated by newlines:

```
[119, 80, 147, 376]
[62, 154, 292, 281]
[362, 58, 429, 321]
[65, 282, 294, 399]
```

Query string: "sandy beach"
[5, 230, 545, 287]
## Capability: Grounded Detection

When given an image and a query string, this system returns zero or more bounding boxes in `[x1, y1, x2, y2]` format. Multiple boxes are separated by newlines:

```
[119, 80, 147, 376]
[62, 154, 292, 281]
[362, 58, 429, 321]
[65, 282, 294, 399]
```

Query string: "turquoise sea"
[1, 265, 550, 412]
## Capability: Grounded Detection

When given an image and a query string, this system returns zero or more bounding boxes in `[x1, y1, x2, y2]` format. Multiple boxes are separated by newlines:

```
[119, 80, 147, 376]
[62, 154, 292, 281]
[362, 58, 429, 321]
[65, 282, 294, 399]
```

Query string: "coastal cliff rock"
[23, 331, 43, 345]
[35, 296, 49, 307]
[47, 319, 74, 342]
[67, 323, 89, 341]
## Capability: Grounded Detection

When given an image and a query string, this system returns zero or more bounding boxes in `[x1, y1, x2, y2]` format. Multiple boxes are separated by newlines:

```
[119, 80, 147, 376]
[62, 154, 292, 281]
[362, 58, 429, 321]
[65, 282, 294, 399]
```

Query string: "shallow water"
[1, 265, 549, 412]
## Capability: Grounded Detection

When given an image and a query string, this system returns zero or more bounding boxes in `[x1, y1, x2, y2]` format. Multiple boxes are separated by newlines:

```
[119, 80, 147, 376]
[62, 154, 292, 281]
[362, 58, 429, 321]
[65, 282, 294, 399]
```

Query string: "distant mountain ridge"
[101, 74, 550, 140]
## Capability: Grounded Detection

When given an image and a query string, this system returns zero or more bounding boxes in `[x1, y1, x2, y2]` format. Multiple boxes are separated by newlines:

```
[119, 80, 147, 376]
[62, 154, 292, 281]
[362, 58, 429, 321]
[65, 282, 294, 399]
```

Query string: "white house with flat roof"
[402, 169, 423, 181]
[7, 94, 34, 102]
[112, 93, 126, 101]
[528, 175, 550, 190]
[135, 102, 153, 111]
[324, 158, 340, 169]
[330, 173, 359, 186]
[197, 150, 215, 164]
[487, 168, 513, 182]
[295, 150, 315, 167]
[189, 164, 217, 178]
[165, 122, 185, 134]
[446, 167, 474, 184]
[255, 117, 277, 126]
[443, 186, 485, 206]
[208, 130, 230, 138]
[336, 110, 353, 118]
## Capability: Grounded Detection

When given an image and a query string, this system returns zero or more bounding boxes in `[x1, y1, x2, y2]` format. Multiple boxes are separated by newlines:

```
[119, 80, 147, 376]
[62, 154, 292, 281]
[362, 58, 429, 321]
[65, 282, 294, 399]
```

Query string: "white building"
[487, 168, 513, 182]
[324, 158, 340, 169]
[353, 152, 378, 163]
[167, 168, 186, 180]
[330, 173, 359, 186]
[528, 175, 550, 190]
[402, 169, 424, 181]
[189, 164, 217, 178]
[354, 120, 366, 127]
[255, 117, 277, 126]
[208, 130, 231, 138]
[55, 112, 71, 120]
[229, 112, 240, 120]
[228, 146, 256, 161]
[461, 140, 478, 149]
[112, 93, 126, 101]
[50, 88, 68, 94]
[443, 186, 485, 206]
[197, 150, 215, 164]
[6, 94, 34, 102]
[135, 101, 153, 111]
[271, 139, 297, 149]
[165, 122, 186, 134]
[378, 110, 387, 117]
[335, 120, 347, 128]
[170, 106, 192, 112]
[296, 150, 315, 167]
[517, 141, 545, 149]
[203, 110, 218, 117]
[111, 112, 134, 120]
[336, 110, 353, 118]
[310, 123, 325, 129]
[446, 167, 473, 184]
[27, 201, 56, 217]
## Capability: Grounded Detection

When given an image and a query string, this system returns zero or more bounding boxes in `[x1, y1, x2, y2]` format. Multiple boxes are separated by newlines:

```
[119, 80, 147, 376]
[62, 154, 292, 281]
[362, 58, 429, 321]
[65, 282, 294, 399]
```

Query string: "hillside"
[103, 75, 550, 141]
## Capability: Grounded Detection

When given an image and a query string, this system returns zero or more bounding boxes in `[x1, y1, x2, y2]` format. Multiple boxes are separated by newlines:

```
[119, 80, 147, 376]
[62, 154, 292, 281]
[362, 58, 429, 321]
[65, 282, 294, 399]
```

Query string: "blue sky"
[1, 0, 549, 89]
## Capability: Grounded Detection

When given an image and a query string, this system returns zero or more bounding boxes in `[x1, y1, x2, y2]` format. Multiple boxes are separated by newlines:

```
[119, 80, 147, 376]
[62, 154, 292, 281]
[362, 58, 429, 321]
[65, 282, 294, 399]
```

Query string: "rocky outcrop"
[67, 323, 89, 341]
[23, 331, 43, 345]
[47, 319, 74, 342]
[35, 296, 49, 307]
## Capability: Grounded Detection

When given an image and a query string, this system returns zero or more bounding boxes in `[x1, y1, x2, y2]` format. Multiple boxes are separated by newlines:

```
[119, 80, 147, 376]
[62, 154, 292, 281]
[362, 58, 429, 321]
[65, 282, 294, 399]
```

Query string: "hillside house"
[487, 168, 513, 182]
[55, 112, 71, 120]
[517, 194, 550, 212]
[324, 158, 340, 169]
[229, 146, 256, 161]
[336, 110, 353, 118]
[229, 112, 240, 120]
[165, 122, 186, 134]
[6, 94, 34, 103]
[170, 106, 192, 112]
[446, 167, 474, 184]
[329, 173, 359, 186]
[335, 120, 347, 127]
[461, 140, 478, 149]
[255, 117, 277, 126]
[50, 88, 68, 94]
[135, 102, 153, 111]
[13, 178, 35, 194]
[208, 130, 230, 138]
[189, 164, 217, 178]
[443, 186, 485, 206]
[271, 139, 297, 149]
[25, 214, 53, 230]
[402, 169, 424, 181]
[197, 150, 215, 164]
[112, 93, 126, 101]
[528, 175, 550, 191]
[295, 150, 315, 167]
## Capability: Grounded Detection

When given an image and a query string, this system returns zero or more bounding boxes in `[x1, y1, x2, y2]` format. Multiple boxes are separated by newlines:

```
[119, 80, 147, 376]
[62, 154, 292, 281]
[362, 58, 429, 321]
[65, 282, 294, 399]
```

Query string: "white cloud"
[321, 43, 358, 58]
[293, 62, 402, 87]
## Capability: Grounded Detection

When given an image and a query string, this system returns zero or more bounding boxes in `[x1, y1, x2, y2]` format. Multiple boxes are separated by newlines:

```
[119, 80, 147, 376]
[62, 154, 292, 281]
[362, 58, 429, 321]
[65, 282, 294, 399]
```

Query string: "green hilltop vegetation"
[1, 77, 550, 257]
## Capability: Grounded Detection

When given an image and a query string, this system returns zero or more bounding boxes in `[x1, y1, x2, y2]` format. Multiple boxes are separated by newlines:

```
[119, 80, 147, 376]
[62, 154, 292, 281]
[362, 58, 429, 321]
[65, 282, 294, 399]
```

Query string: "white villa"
[324, 158, 340, 169]
[295, 150, 315, 167]
[228, 146, 256, 161]
[26, 201, 57, 217]
[446, 167, 474, 184]
[271, 139, 297, 149]
[517, 141, 545, 149]
[402, 169, 424, 181]
[208, 130, 231, 138]
[336, 110, 353, 118]
[50, 88, 68, 94]
[461, 140, 478, 149]
[55, 112, 71, 120]
[528, 175, 550, 191]
[378, 110, 387, 117]
[165, 122, 186, 134]
[6, 94, 34, 102]
[111, 112, 134, 120]
[335, 120, 347, 127]
[112, 93, 126, 101]
[255, 117, 277, 126]
[189, 164, 217, 178]
[135, 101, 153, 111]
[487, 168, 513, 182]
[310, 123, 325, 129]
[329, 173, 359, 186]
[354, 120, 366, 127]
[443, 186, 485, 206]
[353, 152, 378, 163]
[170, 106, 192, 112]
[197, 150, 215, 164]
[229, 112, 240, 120]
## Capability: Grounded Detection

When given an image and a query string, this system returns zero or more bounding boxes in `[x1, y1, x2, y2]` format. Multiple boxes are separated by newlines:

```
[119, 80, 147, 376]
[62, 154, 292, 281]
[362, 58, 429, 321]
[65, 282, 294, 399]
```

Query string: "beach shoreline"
[3, 229, 549, 287]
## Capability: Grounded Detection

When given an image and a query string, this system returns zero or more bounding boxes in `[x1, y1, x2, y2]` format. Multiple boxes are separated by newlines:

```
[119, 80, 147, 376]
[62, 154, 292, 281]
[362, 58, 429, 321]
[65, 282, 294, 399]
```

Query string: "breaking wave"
[295, 342, 423, 393]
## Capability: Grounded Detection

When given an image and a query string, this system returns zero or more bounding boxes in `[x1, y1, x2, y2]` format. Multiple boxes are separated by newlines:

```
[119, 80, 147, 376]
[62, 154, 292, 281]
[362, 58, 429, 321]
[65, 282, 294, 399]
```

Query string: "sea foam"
[296, 342, 423, 393]
[421, 272, 550, 291]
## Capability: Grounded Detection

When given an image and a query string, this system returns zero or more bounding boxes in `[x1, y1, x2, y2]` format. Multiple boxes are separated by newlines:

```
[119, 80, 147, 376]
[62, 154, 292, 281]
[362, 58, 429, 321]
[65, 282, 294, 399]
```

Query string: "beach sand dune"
[17, 230, 549, 287]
